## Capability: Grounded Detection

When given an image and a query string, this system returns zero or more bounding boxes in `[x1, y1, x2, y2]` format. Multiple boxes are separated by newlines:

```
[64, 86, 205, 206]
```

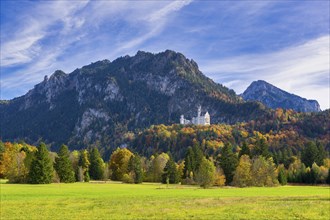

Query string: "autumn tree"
[89, 148, 105, 180]
[146, 153, 169, 182]
[28, 142, 54, 184]
[109, 148, 133, 181]
[251, 156, 278, 186]
[54, 144, 75, 183]
[70, 150, 80, 181]
[78, 150, 90, 182]
[232, 155, 252, 187]
[218, 143, 238, 185]
[195, 157, 216, 188]
[310, 163, 321, 184]
[213, 167, 226, 187]
[0, 141, 5, 178]
[0, 142, 31, 183]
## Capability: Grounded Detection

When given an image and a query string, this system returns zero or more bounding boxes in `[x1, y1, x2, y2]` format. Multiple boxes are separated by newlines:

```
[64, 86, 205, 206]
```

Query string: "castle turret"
[180, 115, 185, 125]
[204, 111, 210, 125]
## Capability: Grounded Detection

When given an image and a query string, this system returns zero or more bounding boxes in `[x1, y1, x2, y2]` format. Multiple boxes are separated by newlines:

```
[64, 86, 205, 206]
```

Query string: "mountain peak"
[50, 70, 66, 79]
[0, 50, 265, 150]
[242, 80, 320, 112]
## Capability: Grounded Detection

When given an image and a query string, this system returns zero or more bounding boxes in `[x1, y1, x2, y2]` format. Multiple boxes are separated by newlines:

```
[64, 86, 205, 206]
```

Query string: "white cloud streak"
[200, 35, 330, 110]
[1, 0, 192, 97]
[1, 1, 89, 67]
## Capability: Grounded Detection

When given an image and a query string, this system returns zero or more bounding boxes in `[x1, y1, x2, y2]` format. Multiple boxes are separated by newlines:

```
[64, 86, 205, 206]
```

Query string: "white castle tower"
[180, 106, 210, 125]
[180, 115, 184, 124]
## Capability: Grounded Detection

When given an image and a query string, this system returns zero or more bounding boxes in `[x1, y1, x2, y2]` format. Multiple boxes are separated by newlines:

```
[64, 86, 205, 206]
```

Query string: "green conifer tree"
[128, 155, 143, 184]
[316, 142, 326, 166]
[28, 142, 54, 184]
[183, 147, 195, 178]
[254, 138, 270, 158]
[161, 157, 179, 184]
[218, 143, 238, 185]
[89, 148, 105, 180]
[192, 143, 203, 172]
[278, 165, 287, 185]
[302, 142, 319, 168]
[54, 144, 75, 183]
[239, 141, 251, 158]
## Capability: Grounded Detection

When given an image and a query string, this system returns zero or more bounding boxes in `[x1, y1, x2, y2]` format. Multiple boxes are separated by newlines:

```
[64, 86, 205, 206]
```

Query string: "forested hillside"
[0, 50, 268, 152]
[130, 109, 330, 160]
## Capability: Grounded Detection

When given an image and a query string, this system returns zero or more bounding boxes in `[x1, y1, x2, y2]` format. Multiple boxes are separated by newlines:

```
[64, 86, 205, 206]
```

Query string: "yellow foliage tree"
[109, 148, 133, 181]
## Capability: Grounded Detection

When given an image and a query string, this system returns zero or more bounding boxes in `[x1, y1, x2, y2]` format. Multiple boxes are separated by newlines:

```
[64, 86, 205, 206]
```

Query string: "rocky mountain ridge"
[0, 50, 269, 152]
[242, 80, 321, 112]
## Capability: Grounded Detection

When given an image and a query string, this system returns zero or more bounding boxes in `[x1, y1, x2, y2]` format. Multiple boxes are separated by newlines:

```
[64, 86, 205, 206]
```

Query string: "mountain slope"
[0, 50, 270, 152]
[242, 80, 320, 112]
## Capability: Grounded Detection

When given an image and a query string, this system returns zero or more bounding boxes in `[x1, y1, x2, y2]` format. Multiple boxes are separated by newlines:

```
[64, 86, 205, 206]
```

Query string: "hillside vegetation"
[0, 50, 268, 152]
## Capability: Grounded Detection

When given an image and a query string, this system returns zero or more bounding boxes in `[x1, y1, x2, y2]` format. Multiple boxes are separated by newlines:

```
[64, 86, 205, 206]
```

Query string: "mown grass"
[1, 180, 329, 219]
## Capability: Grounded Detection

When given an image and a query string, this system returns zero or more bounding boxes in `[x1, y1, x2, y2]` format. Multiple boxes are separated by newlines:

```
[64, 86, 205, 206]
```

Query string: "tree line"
[1, 139, 329, 187]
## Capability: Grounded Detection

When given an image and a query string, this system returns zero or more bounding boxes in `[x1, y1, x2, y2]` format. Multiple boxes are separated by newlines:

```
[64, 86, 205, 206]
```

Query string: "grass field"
[1, 181, 329, 220]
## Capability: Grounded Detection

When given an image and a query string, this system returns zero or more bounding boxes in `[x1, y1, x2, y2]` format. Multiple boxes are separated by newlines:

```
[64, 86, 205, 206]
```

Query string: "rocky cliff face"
[242, 80, 321, 112]
[0, 50, 269, 152]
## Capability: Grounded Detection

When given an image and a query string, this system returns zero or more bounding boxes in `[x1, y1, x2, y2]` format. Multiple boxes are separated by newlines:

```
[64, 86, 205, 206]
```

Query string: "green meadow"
[1, 181, 329, 220]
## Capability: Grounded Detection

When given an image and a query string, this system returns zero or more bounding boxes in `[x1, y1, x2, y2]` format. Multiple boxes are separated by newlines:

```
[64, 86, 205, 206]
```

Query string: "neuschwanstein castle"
[180, 106, 210, 125]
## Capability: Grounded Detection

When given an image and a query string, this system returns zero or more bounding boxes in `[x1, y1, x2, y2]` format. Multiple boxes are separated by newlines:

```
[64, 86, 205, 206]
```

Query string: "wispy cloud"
[0, 0, 192, 98]
[1, 0, 329, 110]
[1, 1, 89, 67]
[200, 35, 330, 110]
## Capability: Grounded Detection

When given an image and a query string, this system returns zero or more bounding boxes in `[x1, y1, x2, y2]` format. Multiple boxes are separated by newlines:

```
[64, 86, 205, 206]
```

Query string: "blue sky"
[1, 0, 329, 109]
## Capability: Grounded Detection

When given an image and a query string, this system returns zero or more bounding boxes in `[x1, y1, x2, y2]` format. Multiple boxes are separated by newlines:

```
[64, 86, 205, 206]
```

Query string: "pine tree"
[183, 147, 194, 178]
[89, 148, 105, 180]
[239, 141, 251, 158]
[28, 142, 54, 184]
[302, 142, 319, 168]
[161, 157, 179, 184]
[254, 138, 270, 158]
[218, 143, 238, 185]
[54, 144, 75, 183]
[278, 165, 287, 185]
[128, 155, 143, 184]
[316, 142, 326, 166]
[192, 143, 203, 172]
